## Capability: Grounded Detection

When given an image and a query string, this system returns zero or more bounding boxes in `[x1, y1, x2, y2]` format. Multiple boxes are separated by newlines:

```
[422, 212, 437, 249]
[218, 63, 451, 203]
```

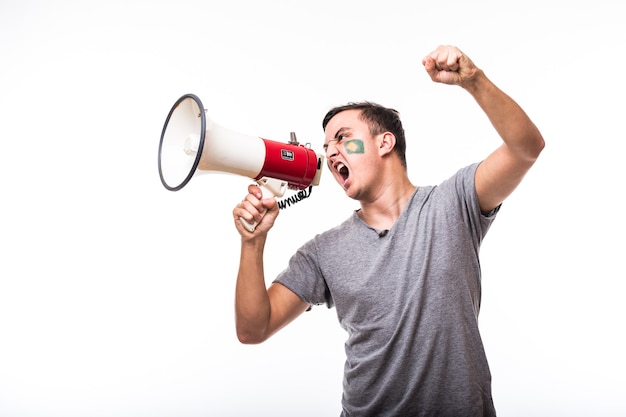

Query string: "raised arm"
[422, 45, 545, 213]
[232, 184, 309, 344]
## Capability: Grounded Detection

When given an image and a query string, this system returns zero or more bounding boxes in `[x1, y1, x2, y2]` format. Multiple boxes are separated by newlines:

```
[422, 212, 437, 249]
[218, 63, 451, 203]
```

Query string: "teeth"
[336, 163, 349, 178]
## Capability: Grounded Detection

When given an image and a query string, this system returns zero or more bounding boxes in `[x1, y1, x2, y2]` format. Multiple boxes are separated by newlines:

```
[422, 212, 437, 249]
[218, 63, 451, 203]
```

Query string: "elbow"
[530, 125, 546, 158]
[236, 332, 263, 345]
[521, 130, 545, 162]
[533, 132, 546, 159]
[236, 326, 269, 345]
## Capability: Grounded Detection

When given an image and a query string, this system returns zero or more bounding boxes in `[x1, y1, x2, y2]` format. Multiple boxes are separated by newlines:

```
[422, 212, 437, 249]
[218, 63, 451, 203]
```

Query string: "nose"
[325, 140, 338, 159]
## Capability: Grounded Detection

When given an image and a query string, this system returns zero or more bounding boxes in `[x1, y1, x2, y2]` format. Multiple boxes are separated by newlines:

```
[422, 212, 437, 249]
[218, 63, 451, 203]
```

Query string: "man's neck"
[357, 179, 416, 231]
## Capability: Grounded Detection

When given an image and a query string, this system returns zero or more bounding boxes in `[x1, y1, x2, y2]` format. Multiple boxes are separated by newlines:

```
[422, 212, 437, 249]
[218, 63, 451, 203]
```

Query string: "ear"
[377, 132, 396, 157]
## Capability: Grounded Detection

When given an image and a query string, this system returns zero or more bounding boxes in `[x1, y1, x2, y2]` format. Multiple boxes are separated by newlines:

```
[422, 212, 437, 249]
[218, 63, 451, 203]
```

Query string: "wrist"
[460, 68, 486, 93]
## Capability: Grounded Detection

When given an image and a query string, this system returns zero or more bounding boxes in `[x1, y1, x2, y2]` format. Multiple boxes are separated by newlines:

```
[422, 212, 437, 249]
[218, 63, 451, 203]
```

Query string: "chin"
[343, 186, 360, 200]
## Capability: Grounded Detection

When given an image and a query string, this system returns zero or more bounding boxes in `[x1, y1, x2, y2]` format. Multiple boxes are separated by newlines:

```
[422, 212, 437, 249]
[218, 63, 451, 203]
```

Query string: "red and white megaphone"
[158, 93, 324, 231]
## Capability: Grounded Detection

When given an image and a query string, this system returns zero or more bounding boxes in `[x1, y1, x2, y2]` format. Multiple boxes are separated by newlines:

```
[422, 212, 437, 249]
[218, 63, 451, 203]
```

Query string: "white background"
[1, 1, 624, 416]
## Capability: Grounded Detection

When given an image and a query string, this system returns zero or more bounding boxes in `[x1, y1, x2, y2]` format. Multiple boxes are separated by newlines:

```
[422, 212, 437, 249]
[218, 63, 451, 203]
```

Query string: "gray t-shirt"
[275, 163, 499, 416]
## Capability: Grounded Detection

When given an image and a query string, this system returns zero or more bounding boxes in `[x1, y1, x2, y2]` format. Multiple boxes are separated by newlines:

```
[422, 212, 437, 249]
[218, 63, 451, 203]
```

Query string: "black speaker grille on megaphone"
[158, 94, 206, 191]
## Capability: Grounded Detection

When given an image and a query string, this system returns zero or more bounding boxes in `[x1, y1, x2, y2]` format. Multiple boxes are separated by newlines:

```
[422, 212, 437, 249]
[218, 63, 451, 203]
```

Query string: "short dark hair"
[322, 101, 407, 168]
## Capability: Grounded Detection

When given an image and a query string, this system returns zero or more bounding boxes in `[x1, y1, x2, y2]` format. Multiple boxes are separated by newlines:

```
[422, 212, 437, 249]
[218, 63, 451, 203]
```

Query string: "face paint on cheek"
[344, 139, 365, 154]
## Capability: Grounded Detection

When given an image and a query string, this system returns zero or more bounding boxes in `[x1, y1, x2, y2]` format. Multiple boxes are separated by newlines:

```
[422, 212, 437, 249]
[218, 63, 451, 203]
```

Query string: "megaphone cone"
[158, 94, 324, 231]
[158, 94, 206, 191]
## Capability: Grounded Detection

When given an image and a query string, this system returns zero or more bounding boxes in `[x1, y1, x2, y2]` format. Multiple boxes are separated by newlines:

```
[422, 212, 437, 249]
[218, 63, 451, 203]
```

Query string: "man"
[232, 45, 544, 416]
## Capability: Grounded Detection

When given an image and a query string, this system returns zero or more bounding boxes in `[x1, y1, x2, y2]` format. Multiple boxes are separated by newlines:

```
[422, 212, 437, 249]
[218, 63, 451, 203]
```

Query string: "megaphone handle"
[239, 192, 269, 233]
[239, 177, 287, 232]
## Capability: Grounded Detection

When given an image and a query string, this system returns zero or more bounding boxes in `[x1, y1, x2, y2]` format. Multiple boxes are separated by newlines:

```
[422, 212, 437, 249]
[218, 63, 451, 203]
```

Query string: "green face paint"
[344, 139, 364, 154]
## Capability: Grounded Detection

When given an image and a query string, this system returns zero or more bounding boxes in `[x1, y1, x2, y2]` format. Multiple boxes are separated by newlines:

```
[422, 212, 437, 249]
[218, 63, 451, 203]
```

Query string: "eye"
[324, 135, 346, 151]
[324, 131, 351, 151]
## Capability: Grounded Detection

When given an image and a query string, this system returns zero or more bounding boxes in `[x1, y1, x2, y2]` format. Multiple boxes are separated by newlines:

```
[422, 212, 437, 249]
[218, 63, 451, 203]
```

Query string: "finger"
[432, 50, 453, 72]
[247, 183, 263, 199]
[261, 196, 278, 214]
[234, 192, 260, 219]
[422, 55, 433, 69]
[234, 203, 260, 232]
[422, 56, 438, 79]
[445, 56, 460, 71]
[442, 46, 462, 71]
[243, 196, 266, 221]
[456, 51, 472, 72]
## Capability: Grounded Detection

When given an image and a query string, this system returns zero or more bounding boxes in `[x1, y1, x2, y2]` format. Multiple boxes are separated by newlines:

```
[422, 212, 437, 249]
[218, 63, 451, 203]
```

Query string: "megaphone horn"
[158, 94, 324, 231]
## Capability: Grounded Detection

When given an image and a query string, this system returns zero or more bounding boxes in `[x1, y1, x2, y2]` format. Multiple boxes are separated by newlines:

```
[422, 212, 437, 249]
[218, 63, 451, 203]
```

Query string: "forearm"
[235, 237, 272, 344]
[463, 70, 544, 160]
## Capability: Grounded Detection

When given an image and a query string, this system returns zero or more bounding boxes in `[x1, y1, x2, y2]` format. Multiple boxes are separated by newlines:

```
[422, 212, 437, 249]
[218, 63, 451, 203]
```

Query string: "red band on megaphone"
[256, 139, 320, 190]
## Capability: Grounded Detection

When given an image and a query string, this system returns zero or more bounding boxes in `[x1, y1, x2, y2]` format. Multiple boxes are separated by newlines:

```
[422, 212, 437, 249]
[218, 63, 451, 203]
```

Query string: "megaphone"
[158, 93, 324, 232]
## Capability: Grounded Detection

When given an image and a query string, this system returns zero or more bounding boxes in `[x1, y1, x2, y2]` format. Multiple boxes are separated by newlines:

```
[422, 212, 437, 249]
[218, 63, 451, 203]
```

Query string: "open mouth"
[336, 163, 349, 182]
